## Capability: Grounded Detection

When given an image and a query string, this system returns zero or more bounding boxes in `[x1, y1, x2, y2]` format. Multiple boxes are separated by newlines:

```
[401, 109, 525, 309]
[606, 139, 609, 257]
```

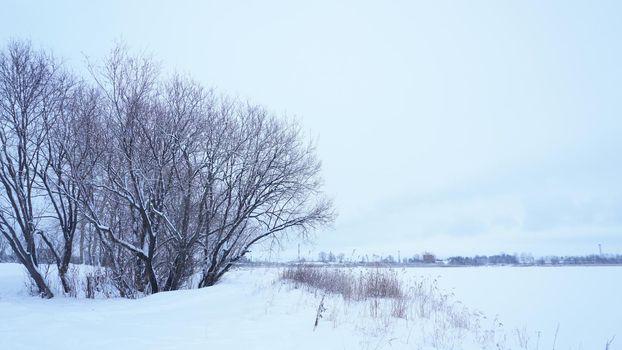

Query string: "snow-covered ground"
[0, 263, 619, 350]
[0, 264, 365, 350]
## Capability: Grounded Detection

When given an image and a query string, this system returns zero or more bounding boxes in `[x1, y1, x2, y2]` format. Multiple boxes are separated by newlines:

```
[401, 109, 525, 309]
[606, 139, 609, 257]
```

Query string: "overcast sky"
[3, 0, 621, 259]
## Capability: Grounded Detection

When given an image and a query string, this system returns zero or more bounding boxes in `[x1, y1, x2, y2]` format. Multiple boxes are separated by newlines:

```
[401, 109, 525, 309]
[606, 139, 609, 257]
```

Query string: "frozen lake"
[408, 266, 621, 349]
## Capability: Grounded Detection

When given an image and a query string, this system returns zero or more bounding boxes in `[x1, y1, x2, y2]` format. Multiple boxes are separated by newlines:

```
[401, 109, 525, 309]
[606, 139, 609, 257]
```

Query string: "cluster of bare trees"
[0, 40, 333, 298]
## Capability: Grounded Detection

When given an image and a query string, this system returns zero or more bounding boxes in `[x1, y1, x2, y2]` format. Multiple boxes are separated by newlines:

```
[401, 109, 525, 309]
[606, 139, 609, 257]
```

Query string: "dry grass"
[281, 265, 403, 301]
[280, 265, 506, 349]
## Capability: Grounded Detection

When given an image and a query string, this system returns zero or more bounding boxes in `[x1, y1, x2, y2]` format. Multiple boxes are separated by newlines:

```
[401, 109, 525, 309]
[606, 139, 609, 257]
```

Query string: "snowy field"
[409, 266, 621, 350]
[0, 263, 619, 350]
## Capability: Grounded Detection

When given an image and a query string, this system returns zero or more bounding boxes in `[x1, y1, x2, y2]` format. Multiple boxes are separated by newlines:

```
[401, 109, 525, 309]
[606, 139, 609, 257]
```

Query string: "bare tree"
[197, 105, 334, 287]
[156, 75, 212, 291]
[76, 45, 169, 294]
[1, 40, 334, 297]
[0, 41, 58, 298]
[36, 81, 103, 294]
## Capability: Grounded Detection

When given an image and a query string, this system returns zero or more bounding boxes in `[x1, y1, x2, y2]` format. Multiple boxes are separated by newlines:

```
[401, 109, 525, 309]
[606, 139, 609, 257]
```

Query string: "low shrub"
[281, 265, 403, 301]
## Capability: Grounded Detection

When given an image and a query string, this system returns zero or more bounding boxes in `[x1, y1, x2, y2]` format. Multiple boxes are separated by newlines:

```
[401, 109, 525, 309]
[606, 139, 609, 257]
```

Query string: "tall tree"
[0, 41, 58, 298]
[36, 82, 102, 294]
[1, 40, 335, 297]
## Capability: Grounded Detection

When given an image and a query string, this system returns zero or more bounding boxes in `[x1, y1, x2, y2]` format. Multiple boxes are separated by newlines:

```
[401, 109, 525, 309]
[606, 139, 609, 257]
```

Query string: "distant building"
[423, 252, 436, 263]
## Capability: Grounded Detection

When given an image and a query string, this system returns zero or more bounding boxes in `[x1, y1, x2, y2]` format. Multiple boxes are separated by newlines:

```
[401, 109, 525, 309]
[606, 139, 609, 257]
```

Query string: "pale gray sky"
[3, 0, 621, 259]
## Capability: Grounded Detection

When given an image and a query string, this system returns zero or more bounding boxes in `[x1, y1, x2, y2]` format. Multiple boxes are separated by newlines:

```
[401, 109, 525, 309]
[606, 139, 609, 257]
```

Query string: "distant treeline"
[447, 253, 519, 265]
[447, 253, 622, 266]
[290, 251, 622, 266]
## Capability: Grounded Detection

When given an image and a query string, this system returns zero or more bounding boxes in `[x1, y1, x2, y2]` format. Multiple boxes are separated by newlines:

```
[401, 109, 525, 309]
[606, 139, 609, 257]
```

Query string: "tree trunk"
[145, 258, 159, 293]
[199, 271, 218, 287]
[78, 220, 86, 264]
[58, 239, 74, 294]
[163, 249, 188, 291]
[23, 256, 54, 298]
[1, 231, 54, 298]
